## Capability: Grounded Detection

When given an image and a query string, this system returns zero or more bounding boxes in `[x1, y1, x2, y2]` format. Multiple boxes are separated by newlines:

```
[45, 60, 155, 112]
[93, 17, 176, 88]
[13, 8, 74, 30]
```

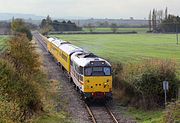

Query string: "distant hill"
[0, 13, 148, 27]
[0, 13, 45, 20]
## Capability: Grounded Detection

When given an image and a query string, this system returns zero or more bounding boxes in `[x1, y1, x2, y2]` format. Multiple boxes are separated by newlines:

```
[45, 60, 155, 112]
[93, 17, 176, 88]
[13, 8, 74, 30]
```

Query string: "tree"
[11, 18, 32, 41]
[46, 15, 52, 25]
[67, 20, 72, 24]
[87, 23, 95, 32]
[11, 18, 25, 31]
[160, 15, 180, 33]
[152, 9, 157, 31]
[40, 19, 47, 28]
[148, 11, 152, 31]
[111, 23, 118, 33]
[40, 15, 53, 35]
[16, 27, 32, 41]
[165, 7, 168, 19]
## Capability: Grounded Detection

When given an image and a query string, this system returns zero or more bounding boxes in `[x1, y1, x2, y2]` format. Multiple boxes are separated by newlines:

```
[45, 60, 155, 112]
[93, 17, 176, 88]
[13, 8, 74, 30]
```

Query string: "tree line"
[148, 7, 180, 33]
[40, 15, 82, 35]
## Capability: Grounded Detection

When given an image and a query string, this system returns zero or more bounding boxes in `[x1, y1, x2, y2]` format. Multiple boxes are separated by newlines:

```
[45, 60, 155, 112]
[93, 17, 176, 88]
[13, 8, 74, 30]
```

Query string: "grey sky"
[0, 0, 179, 19]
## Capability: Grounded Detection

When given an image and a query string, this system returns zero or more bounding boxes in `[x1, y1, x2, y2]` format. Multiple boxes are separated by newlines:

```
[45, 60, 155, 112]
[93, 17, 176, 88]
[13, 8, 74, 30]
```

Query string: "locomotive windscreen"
[84, 67, 111, 76]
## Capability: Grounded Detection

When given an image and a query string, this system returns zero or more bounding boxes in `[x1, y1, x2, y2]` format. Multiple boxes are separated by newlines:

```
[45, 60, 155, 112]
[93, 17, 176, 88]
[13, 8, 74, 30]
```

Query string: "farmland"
[0, 36, 8, 52]
[83, 27, 148, 33]
[54, 33, 180, 63]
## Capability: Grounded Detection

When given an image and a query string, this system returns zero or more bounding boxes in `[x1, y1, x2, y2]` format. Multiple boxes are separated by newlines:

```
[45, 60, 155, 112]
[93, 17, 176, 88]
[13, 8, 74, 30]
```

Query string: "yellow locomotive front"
[83, 64, 112, 99]
[71, 53, 112, 100]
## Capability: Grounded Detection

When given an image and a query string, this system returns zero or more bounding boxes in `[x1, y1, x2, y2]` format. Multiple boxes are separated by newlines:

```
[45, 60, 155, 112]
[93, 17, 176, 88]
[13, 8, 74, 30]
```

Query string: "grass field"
[83, 28, 148, 33]
[0, 36, 8, 52]
[54, 33, 180, 63]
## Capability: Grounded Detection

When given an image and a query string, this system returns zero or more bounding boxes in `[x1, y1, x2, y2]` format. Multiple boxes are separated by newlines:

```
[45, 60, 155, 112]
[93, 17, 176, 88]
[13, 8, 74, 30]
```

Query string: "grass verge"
[125, 107, 164, 123]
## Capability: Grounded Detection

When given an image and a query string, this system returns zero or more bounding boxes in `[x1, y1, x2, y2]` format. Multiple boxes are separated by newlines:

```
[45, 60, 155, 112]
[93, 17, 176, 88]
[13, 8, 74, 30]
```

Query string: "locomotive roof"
[71, 52, 111, 67]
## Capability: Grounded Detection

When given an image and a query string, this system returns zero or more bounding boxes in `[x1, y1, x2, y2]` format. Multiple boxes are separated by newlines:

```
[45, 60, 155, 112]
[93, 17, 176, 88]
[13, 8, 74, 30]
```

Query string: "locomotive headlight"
[104, 82, 108, 86]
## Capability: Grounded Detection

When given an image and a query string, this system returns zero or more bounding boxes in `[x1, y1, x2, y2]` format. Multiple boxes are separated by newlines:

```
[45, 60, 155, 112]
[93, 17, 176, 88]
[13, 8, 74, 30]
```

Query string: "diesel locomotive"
[47, 37, 112, 100]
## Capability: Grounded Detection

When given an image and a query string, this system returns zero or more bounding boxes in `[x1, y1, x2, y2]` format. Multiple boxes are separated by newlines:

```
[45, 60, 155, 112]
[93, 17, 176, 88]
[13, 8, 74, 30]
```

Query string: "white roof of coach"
[59, 44, 84, 55]
[71, 52, 111, 67]
[48, 37, 55, 42]
[48, 38, 68, 47]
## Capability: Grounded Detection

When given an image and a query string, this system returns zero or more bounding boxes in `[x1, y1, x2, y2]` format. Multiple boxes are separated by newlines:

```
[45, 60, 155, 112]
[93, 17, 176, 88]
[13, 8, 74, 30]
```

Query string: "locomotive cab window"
[84, 67, 111, 76]
[104, 67, 111, 76]
[84, 67, 92, 76]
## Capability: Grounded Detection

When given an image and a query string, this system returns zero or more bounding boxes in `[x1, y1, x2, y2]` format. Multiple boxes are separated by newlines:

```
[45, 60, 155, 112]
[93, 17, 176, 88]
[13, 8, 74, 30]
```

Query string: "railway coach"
[47, 37, 112, 100]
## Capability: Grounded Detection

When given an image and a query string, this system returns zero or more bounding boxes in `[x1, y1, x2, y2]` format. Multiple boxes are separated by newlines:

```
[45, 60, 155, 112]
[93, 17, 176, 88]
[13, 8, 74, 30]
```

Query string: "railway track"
[85, 103, 119, 123]
[33, 32, 47, 51]
[33, 32, 119, 123]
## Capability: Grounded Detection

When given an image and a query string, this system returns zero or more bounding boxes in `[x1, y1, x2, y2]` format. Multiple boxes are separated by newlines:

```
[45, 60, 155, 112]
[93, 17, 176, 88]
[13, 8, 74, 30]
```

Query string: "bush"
[16, 27, 33, 41]
[11, 18, 33, 41]
[113, 59, 178, 109]
[7, 34, 40, 77]
[0, 34, 46, 122]
[0, 59, 42, 122]
[112, 62, 136, 105]
[0, 94, 21, 123]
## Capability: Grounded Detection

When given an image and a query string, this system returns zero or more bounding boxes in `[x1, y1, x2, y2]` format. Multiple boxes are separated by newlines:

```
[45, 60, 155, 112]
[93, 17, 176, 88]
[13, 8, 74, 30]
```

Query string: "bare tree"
[148, 11, 152, 31]
[87, 23, 95, 32]
[152, 9, 157, 31]
[165, 7, 168, 19]
[111, 23, 118, 33]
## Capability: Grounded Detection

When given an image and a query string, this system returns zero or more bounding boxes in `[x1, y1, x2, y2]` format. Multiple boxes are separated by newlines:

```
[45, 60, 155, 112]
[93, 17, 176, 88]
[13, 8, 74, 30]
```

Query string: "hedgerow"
[112, 59, 179, 109]
[0, 34, 46, 122]
[0, 59, 42, 122]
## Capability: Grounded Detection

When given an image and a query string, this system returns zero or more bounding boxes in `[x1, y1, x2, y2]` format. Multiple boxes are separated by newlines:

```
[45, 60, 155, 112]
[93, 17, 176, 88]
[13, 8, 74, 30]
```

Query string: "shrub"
[0, 34, 45, 121]
[0, 94, 21, 123]
[11, 18, 33, 41]
[113, 59, 178, 109]
[16, 27, 33, 41]
[112, 62, 136, 105]
[0, 59, 42, 122]
[6, 34, 40, 78]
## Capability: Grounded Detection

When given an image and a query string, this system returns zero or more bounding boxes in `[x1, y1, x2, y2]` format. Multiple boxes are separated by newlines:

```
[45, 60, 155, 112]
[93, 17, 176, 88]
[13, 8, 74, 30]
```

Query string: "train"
[46, 37, 112, 100]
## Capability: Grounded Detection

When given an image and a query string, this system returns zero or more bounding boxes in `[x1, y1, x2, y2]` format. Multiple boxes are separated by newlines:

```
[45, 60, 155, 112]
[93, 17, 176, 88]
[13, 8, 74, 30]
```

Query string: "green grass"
[0, 36, 8, 52]
[33, 112, 70, 123]
[54, 33, 180, 63]
[83, 28, 148, 33]
[125, 107, 164, 123]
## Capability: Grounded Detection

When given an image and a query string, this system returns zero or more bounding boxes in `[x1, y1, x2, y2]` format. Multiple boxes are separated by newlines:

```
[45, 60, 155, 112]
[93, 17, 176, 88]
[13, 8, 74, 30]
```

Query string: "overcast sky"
[0, 0, 179, 19]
